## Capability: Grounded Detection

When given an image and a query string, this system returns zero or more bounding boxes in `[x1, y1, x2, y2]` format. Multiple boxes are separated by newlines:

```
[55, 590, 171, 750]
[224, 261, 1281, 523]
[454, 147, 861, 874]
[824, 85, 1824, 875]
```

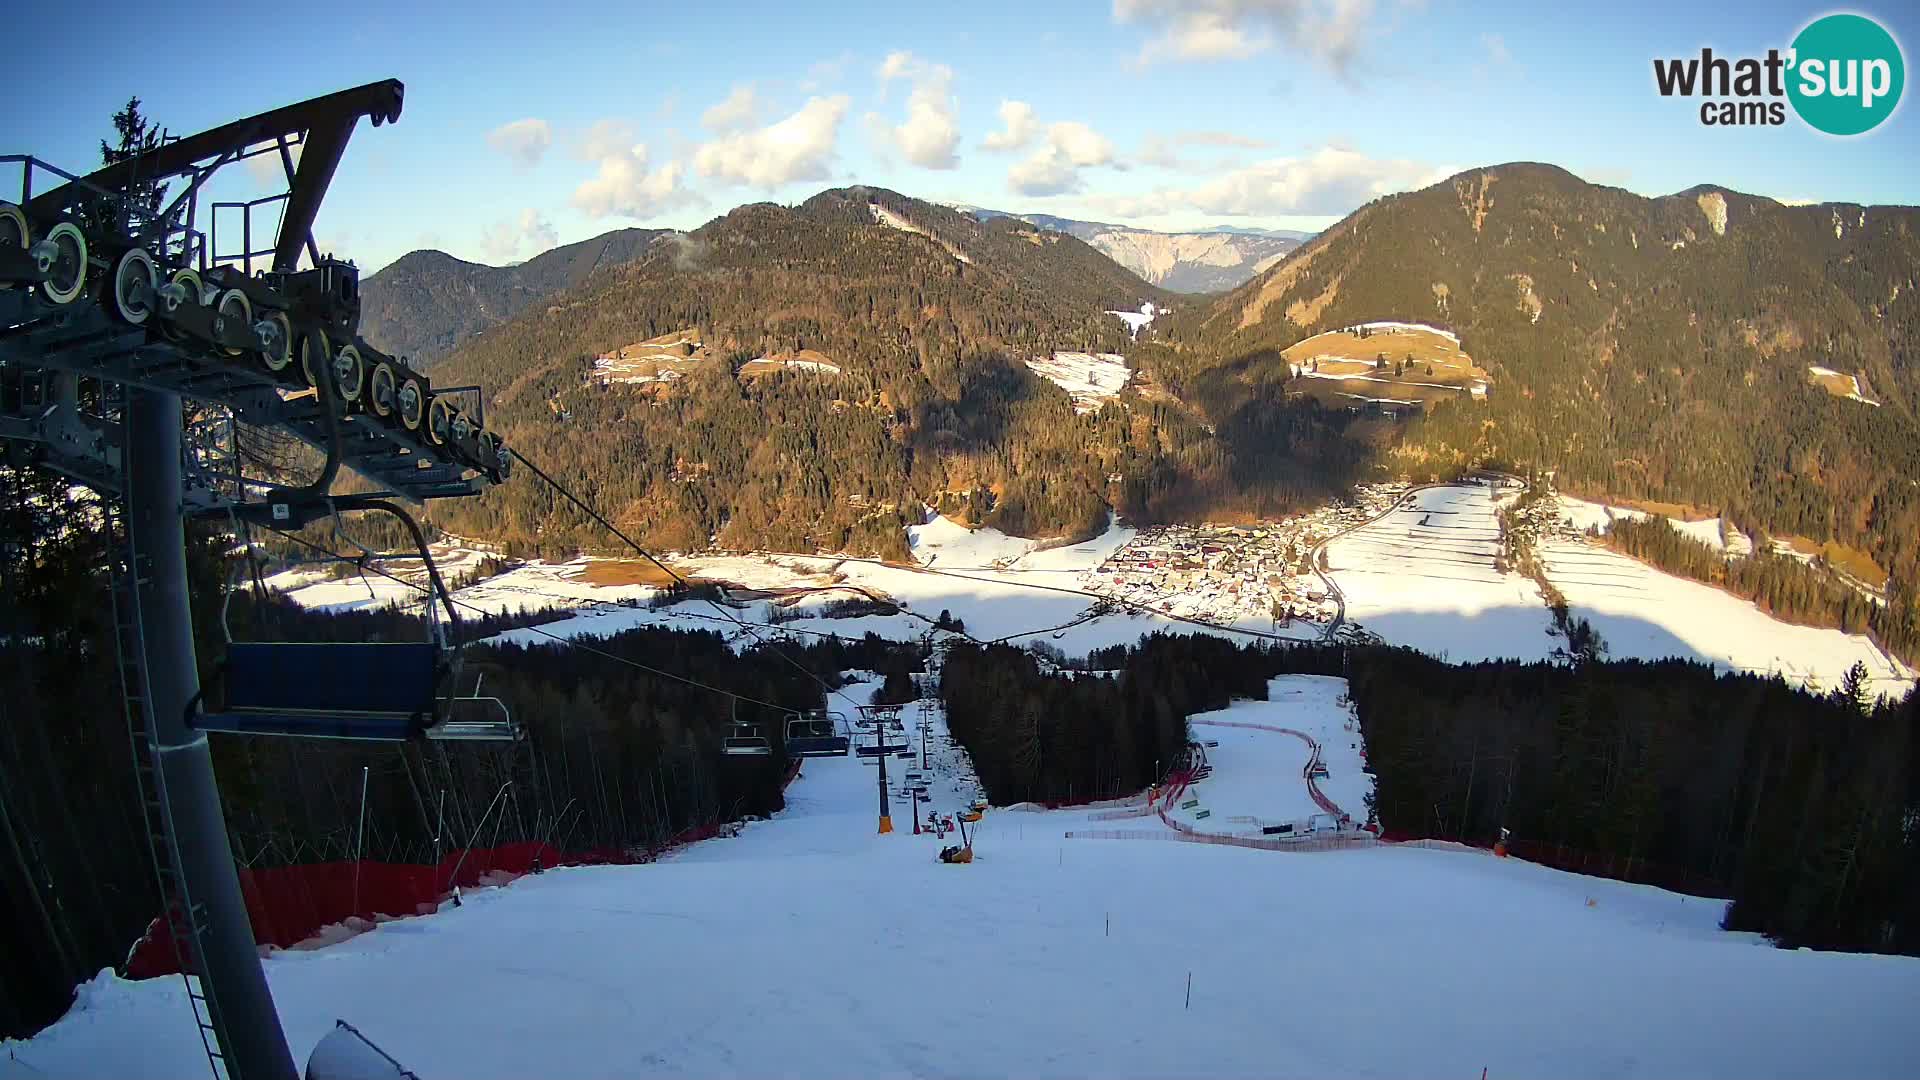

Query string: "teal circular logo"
[1788, 14, 1904, 135]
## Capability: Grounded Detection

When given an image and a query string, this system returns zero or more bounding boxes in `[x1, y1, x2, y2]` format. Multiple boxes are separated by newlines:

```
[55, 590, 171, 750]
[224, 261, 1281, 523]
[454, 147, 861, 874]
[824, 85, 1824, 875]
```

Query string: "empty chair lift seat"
[787, 714, 850, 757]
[199, 642, 444, 740]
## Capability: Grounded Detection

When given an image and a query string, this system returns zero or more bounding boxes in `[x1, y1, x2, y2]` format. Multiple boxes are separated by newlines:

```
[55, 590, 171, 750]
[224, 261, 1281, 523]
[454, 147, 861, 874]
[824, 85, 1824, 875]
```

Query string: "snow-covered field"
[1323, 484, 1559, 662]
[16, 674, 1918, 1080]
[1105, 301, 1156, 338]
[1024, 351, 1130, 412]
[1556, 496, 1752, 557]
[265, 486, 1910, 698]
[1319, 484, 1911, 695]
[907, 511, 1036, 567]
[272, 550, 657, 618]
[1539, 539, 1912, 697]
[1807, 365, 1880, 406]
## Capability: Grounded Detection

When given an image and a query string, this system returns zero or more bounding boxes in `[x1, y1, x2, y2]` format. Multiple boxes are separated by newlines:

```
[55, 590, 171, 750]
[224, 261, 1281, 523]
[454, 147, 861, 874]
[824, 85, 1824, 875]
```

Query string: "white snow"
[1025, 351, 1130, 412]
[1667, 517, 1737, 553]
[1173, 676, 1371, 834]
[14, 673, 1919, 1080]
[1807, 366, 1880, 406]
[1539, 539, 1913, 698]
[1104, 301, 1157, 339]
[1321, 485, 1911, 694]
[749, 356, 842, 375]
[780, 359, 840, 374]
[1350, 320, 1461, 343]
[1335, 392, 1422, 406]
[1556, 495, 1645, 535]
[907, 511, 1035, 568]
[1555, 497, 1751, 557]
[1323, 485, 1558, 662]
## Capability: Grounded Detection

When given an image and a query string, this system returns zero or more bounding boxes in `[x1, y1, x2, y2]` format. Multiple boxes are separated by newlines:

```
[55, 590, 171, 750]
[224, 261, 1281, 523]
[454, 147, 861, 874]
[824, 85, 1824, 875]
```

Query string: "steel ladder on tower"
[107, 500, 235, 1080]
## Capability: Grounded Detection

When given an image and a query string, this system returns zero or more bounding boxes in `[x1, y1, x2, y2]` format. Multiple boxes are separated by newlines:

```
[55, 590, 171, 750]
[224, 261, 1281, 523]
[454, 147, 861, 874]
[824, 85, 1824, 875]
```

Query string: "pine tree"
[1841, 661, 1871, 715]
[92, 97, 173, 243]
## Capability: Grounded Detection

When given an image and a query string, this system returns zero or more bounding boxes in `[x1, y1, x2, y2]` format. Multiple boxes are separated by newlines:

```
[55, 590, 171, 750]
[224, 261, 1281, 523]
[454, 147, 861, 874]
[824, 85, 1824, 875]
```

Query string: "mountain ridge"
[949, 204, 1308, 292]
[359, 226, 673, 365]
[1145, 161, 1920, 626]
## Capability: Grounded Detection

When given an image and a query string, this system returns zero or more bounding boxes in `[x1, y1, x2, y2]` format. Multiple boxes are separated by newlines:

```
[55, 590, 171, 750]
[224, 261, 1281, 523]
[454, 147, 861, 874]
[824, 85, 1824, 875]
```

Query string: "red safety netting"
[126, 826, 724, 980]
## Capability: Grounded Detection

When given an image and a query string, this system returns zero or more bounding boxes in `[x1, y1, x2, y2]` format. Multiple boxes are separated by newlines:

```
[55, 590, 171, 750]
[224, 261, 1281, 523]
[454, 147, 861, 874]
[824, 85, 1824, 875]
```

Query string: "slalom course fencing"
[1065, 828, 1377, 853]
[1067, 716, 1732, 900]
[1189, 717, 1348, 822]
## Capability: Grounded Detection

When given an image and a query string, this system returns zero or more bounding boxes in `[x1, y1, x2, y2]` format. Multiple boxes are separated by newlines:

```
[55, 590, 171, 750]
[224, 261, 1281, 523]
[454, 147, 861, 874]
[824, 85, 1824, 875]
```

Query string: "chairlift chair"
[193, 501, 521, 743]
[784, 709, 849, 757]
[428, 670, 523, 742]
[854, 727, 910, 758]
[723, 701, 774, 756]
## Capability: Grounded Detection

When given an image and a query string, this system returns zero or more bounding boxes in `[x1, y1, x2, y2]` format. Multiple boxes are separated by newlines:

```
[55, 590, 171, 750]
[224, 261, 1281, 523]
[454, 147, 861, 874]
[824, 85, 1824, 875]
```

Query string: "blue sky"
[4, 0, 1915, 272]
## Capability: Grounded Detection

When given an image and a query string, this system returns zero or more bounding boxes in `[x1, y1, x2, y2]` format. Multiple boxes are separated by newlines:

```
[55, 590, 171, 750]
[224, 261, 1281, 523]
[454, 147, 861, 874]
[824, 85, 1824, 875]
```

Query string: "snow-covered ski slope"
[13, 674, 1917, 1080]
[1324, 484, 1558, 662]
[1539, 539, 1911, 697]
[1176, 675, 1371, 832]
[1324, 484, 1913, 694]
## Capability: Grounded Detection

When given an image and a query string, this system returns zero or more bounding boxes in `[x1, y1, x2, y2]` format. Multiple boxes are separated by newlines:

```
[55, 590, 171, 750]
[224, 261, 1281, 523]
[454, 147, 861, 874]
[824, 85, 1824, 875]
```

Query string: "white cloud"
[577, 119, 637, 162]
[878, 50, 915, 82]
[702, 84, 760, 132]
[571, 124, 692, 219]
[1179, 130, 1272, 148]
[480, 209, 559, 263]
[693, 95, 850, 187]
[245, 140, 303, 187]
[981, 100, 1039, 151]
[800, 53, 852, 92]
[1007, 121, 1119, 196]
[1136, 129, 1270, 169]
[1474, 32, 1523, 79]
[867, 53, 959, 169]
[1113, 0, 1382, 73]
[486, 118, 553, 167]
[1481, 33, 1512, 67]
[1086, 147, 1447, 217]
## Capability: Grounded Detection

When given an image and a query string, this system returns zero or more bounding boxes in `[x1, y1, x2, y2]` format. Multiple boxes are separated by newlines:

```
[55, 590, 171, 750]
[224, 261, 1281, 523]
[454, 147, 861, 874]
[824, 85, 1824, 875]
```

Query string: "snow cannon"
[305, 1020, 417, 1080]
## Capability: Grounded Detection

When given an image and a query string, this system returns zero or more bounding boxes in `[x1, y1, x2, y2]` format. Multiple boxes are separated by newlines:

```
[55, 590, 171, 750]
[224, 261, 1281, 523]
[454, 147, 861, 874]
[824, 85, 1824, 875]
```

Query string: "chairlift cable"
[506, 448, 870, 714]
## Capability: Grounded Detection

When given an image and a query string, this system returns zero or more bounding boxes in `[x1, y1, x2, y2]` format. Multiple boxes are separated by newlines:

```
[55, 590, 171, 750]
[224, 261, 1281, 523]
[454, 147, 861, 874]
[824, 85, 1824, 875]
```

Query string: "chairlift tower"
[1, 81, 513, 1080]
[857, 704, 904, 833]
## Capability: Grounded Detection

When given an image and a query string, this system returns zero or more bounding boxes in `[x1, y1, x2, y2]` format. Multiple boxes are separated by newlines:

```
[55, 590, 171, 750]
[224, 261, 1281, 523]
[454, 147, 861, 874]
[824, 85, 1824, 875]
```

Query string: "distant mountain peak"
[359, 226, 672, 365]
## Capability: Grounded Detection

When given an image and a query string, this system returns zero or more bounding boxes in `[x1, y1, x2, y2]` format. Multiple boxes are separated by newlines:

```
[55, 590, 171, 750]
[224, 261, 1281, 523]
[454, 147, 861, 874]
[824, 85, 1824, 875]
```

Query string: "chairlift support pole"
[876, 731, 893, 834]
[127, 387, 297, 1080]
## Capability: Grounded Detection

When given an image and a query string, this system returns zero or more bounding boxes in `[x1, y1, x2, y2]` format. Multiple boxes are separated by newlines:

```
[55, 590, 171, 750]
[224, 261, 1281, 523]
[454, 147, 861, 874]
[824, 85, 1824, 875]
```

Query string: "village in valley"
[1071, 483, 1412, 630]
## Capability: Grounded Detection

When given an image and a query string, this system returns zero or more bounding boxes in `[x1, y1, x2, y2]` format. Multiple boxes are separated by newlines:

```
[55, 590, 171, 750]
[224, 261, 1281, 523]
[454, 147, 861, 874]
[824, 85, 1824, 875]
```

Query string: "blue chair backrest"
[225, 642, 443, 718]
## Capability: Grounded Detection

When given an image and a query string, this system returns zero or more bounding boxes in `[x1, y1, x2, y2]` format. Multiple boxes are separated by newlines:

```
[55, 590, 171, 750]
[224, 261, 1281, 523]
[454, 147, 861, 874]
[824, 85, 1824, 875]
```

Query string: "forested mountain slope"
[359, 227, 671, 365]
[1144, 163, 1920, 628]
[420, 188, 1348, 557]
